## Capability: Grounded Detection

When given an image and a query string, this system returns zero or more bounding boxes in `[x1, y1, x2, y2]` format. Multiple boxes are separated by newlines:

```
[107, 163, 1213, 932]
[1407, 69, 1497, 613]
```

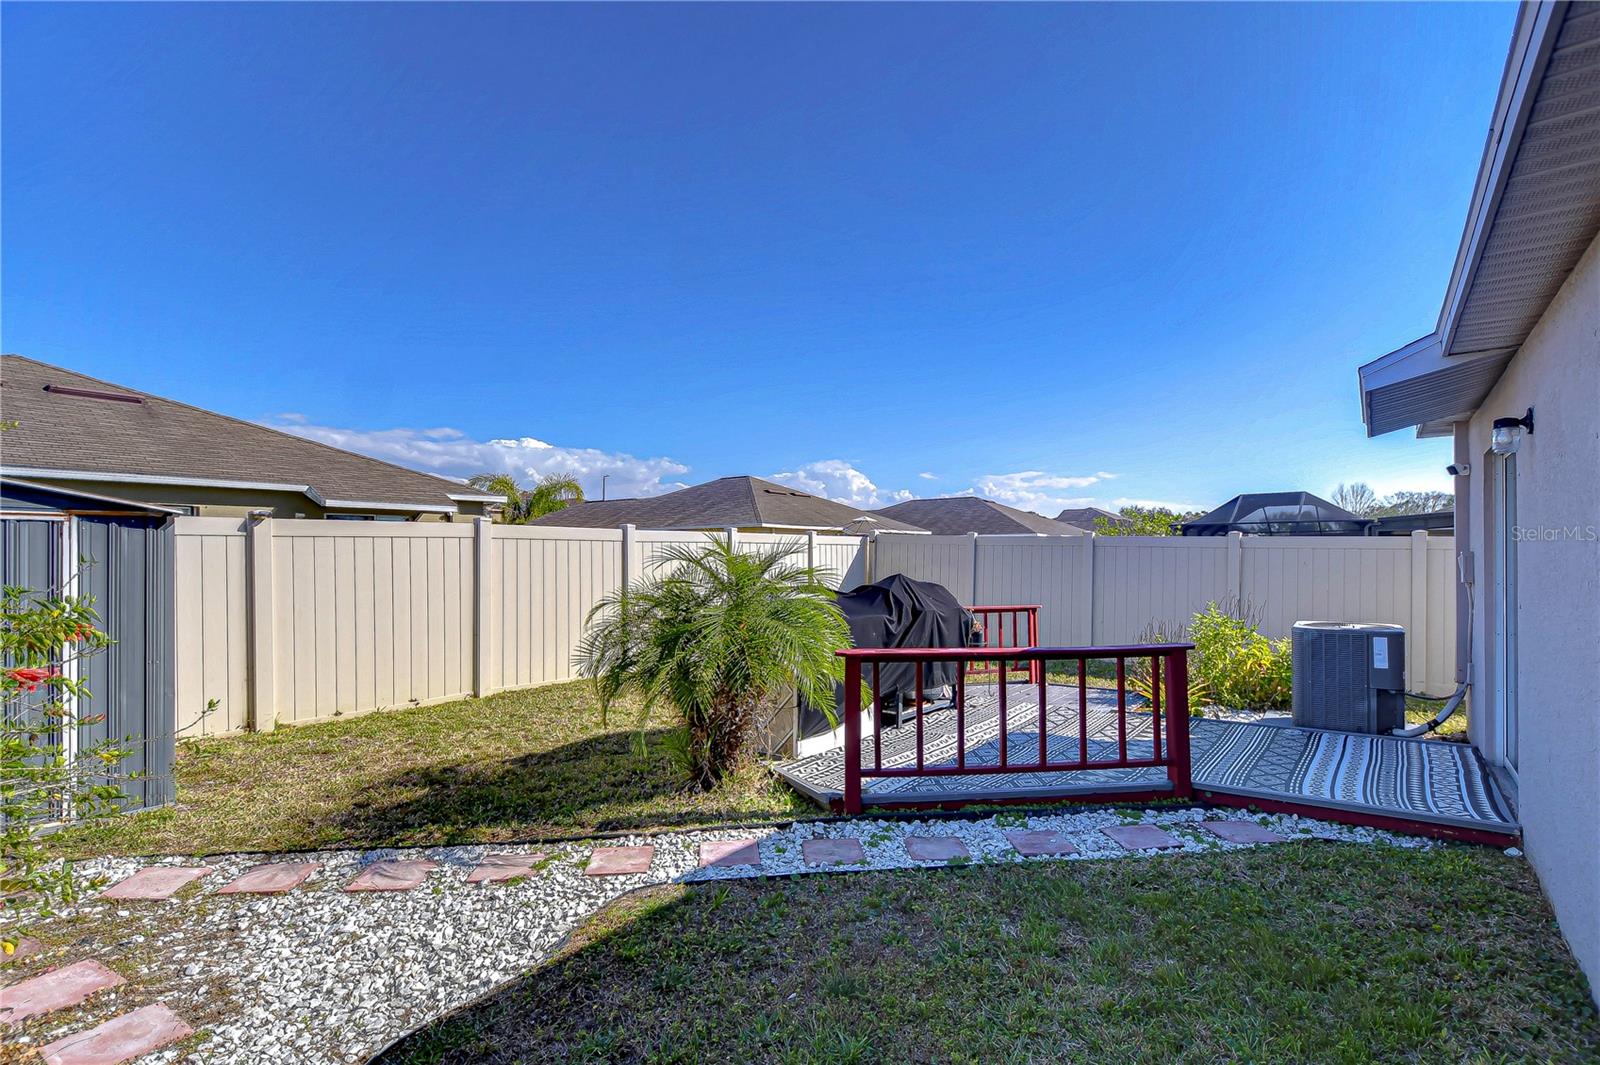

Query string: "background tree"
[1332, 482, 1380, 517]
[1374, 489, 1453, 516]
[468, 472, 585, 524]
[576, 534, 849, 789]
[1094, 505, 1204, 537]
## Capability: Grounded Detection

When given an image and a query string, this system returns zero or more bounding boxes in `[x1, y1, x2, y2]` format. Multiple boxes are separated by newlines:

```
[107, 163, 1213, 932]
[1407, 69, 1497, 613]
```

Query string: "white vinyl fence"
[874, 530, 1457, 696]
[175, 519, 1455, 737]
[173, 518, 866, 736]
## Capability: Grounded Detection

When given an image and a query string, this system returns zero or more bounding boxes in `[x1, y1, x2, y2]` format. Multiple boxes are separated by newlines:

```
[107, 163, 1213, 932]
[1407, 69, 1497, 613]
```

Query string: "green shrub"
[1189, 601, 1292, 711]
[1127, 620, 1211, 713]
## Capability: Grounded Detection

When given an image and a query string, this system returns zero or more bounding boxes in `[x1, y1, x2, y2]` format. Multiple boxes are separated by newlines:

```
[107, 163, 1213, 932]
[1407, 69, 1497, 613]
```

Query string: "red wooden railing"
[964, 604, 1041, 685]
[837, 643, 1195, 814]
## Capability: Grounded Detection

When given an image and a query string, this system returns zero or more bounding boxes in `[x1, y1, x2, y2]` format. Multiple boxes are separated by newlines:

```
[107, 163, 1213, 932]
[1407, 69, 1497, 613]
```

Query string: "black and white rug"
[1188, 717, 1516, 833]
[774, 684, 1173, 804]
[774, 683, 1518, 835]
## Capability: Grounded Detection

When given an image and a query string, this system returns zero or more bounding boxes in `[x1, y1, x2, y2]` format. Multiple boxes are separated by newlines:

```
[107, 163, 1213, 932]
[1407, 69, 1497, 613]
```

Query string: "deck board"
[773, 683, 1518, 837]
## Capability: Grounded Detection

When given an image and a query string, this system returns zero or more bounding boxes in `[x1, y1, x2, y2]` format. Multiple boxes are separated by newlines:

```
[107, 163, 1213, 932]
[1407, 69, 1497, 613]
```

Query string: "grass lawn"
[51, 680, 809, 859]
[383, 843, 1599, 1065]
[49, 673, 1475, 860]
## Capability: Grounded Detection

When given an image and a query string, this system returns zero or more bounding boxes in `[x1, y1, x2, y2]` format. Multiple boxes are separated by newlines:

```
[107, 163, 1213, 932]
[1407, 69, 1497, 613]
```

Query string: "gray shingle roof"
[0, 354, 494, 511]
[530, 476, 926, 532]
[873, 497, 1084, 536]
[1054, 506, 1130, 531]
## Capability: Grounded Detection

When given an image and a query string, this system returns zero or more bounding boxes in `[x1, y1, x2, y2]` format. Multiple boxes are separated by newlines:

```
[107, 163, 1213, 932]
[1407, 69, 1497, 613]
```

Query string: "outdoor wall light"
[1490, 408, 1534, 456]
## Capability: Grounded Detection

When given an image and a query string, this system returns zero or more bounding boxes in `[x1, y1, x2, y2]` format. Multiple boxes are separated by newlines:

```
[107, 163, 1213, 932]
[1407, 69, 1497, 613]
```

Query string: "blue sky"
[3, 3, 1514, 514]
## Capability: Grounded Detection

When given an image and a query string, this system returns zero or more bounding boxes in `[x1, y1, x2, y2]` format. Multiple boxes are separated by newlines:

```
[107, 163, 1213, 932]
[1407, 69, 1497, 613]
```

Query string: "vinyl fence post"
[473, 517, 493, 697]
[620, 523, 637, 591]
[246, 516, 277, 733]
[968, 530, 980, 605]
[1409, 529, 1428, 693]
[806, 529, 817, 574]
[1078, 533, 1096, 644]
[1227, 531, 1244, 605]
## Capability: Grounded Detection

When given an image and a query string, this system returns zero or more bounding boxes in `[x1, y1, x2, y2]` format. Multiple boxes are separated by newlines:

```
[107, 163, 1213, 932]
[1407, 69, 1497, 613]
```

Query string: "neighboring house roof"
[1054, 506, 1131, 532]
[1182, 492, 1372, 536]
[0, 355, 500, 514]
[1359, 2, 1600, 437]
[1368, 510, 1455, 536]
[872, 497, 1084, 536]
[528, 475, 927, 533]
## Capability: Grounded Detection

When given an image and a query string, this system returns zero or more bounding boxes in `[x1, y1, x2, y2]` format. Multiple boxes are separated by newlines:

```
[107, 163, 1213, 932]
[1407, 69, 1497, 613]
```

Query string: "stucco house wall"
[1460, 230, 1600, 982]
[19, 478, 487, 521]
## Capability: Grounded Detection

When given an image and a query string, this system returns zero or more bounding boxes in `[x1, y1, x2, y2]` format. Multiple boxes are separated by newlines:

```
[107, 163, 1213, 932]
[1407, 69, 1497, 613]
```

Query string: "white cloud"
[265, 416, 690, 499]
[1109, 496, 1206, 513]
[770, 460, 911, 509]
[966, 470, 1119, 516]
[917, 471, 939, 481]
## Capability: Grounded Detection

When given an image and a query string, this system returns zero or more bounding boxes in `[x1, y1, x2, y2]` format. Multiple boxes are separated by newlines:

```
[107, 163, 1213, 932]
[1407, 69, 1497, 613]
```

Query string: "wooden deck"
[773, 683, 1519, 844]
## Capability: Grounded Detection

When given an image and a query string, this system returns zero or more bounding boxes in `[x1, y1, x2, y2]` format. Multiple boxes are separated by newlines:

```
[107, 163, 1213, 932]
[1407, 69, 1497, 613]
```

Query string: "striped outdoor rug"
[1189, 718, 1517, 833]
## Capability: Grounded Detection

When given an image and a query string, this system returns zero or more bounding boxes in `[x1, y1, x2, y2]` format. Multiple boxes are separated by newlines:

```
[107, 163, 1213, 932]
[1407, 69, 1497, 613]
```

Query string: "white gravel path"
[16, 807, 1437, 1064]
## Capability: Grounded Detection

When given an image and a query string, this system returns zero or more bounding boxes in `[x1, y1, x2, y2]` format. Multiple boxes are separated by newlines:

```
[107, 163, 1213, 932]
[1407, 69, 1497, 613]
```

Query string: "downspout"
[1394, 420, 1474, 737]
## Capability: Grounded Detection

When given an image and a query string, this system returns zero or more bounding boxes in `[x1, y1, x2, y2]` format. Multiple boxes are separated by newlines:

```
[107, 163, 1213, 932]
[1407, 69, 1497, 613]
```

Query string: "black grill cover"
[800, 574, 978, 739]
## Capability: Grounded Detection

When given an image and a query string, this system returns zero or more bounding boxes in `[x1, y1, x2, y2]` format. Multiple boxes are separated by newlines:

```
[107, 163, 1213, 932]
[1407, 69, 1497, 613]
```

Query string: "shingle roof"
[872, 497, 1083, 536]
[1054, 506, 1131, 531]
[530, 476, 926, 532]
[0, 354, 495, 512]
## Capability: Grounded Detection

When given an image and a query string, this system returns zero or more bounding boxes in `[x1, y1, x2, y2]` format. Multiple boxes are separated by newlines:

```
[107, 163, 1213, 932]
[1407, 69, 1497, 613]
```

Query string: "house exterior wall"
[18, 477, 486, 520]
[1460, 231, 1600, 986]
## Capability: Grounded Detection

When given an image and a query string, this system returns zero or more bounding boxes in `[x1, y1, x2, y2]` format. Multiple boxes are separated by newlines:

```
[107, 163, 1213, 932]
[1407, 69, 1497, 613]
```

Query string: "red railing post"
[1028, 607, 1041, 685]
[843, 654, 863, 814]
[837, 639, 1192, 809]
[1163, 650, 1193, 799]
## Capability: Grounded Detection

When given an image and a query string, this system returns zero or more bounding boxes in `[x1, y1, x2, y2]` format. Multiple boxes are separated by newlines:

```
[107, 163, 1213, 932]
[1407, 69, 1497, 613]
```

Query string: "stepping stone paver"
[0, 960, 125, 1025]
[344, 859, 438, 893]
[3, 937, 43, 966]
[1201, 820, 1286, 845]
[216, 862, 319, 895]
[584, 846, 655, 876]
[100, 867, 212, 900]
[466, 853, 549, 884]
[698, 839, 760, 868]
[1101, 825, 1183, 851]
[1005, 829, 1080, 857]
[802, 838, 866, 867]
[904, 836, 971, 862]
[38, 1002, 192, 1065]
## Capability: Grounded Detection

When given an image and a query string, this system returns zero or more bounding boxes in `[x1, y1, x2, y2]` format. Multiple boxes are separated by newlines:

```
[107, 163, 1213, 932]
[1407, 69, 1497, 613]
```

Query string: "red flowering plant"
[2, 583, 125, 956]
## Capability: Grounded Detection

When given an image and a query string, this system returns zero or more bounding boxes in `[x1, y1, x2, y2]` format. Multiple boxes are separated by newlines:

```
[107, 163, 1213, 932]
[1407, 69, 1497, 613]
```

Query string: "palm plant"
[575, 534, 851, 789]
[468, 472, 584, 523]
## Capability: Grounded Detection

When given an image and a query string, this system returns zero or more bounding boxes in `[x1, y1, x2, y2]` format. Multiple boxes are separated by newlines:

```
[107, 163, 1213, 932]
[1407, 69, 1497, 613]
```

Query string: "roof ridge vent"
[43, 383, 145, 404]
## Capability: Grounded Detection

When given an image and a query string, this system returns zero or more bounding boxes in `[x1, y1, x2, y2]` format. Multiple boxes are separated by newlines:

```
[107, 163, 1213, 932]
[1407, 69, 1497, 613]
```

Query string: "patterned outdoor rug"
[774, 683, 1518, 834]
[773, 684, 1171, 804]
[1189, 718, 1517, 833]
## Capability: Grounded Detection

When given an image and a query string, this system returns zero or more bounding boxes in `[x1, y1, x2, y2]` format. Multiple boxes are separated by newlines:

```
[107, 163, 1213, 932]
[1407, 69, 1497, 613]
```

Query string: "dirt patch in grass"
[381, 843, 1599, 1065]
[51, 681, 809, 859]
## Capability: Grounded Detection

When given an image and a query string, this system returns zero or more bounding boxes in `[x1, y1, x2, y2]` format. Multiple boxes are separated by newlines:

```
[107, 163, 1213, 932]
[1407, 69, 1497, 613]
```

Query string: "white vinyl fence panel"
[173, 519, 872, 735]
[173, 518, 250, 736]
[873, 534, 976, 601]
[491, 526, 625, 693]
[172, 519, 1458, 736]
[272, 521, 476, 725]
[876, 530, 1458, 696]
